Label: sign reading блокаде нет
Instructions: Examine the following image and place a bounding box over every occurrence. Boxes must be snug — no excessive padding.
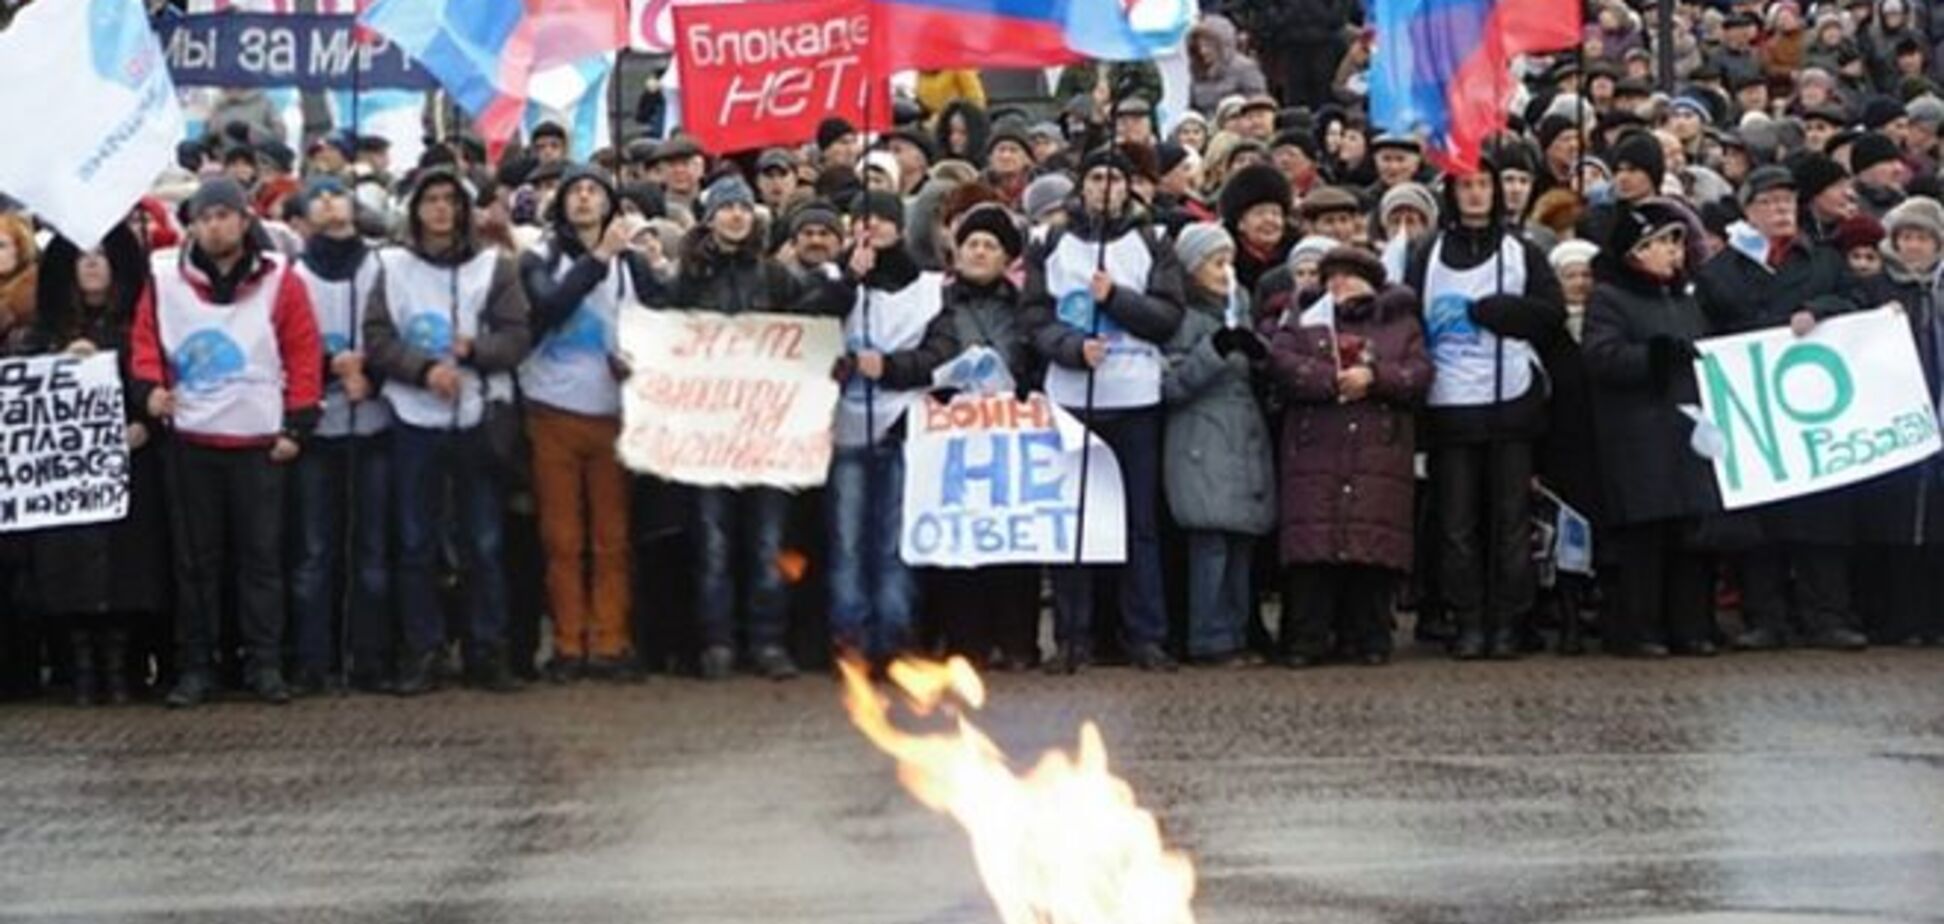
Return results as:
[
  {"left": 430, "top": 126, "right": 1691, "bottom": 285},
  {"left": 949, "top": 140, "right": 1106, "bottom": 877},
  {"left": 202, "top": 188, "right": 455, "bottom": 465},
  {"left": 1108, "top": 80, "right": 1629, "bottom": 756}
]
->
[
  {"left": 1695, "top": 306, "right": 1942, "bottom": 510},
  {"left": 0, "top": 353, "right": 130, "bottom": 533}
]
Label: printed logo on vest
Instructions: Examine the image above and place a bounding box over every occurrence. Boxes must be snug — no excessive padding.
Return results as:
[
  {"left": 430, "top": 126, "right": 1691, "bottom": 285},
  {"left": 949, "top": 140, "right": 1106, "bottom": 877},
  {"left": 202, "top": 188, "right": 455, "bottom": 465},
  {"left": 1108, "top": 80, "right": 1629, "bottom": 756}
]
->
[
  {"left": 1057, "top": 290, "right": 1126, "bottom": 336},
  {"left": 173, "top": 330, "right": 247, "bottom": 392},
  {"left": 1425, "top": 293, "right": 1479, "bottom": 345},
  {"left": 542, "top": 306, "right": 609, "bottom": 359},
  {"left": 403, "top": 312, "right": 454, "bottom": 356}
]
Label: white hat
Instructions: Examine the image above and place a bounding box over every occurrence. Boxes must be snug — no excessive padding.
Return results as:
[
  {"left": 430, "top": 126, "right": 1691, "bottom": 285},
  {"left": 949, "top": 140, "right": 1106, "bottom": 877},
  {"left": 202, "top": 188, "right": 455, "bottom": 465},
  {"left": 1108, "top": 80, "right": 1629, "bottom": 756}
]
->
[{"left": 1549, "top": 239, "right": 1600, "bottom": 272}]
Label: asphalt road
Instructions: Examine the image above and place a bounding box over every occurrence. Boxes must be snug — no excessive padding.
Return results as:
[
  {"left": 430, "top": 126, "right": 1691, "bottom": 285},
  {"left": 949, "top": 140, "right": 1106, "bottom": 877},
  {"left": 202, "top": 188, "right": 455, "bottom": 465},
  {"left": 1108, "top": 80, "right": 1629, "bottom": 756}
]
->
[{"left": 4, "top": 648, "right": 1944, "bottom": 924}]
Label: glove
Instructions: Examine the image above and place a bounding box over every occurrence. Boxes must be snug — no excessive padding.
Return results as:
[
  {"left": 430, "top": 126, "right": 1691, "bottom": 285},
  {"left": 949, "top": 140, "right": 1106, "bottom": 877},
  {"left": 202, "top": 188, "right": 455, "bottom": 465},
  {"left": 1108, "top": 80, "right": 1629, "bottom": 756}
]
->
[
  {"left": 1646, "top": 335, "right": 1697, "bottom": 392},
  {"left": 1210, "top": 327, "right": 1248, "bottom": 357},
  {"left": 1234, "top": 328, "right": 1270, "bottom": 362},
  {"left": 831, "top": 355, "right": 856, "bottom": 384},
  {"left": 1467, "top": 294, "right": 1528, "bottom": 335}
]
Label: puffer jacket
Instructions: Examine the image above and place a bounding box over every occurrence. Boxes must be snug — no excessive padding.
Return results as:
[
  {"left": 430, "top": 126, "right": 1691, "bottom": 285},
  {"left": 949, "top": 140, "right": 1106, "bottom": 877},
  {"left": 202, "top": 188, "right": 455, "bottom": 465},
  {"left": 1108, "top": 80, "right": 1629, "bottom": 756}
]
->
[
  {"left": 1188, "top": 15, "right": 1270, "bottom": 116},
  {"left": 1160, "top": 286, "right": 1276, "bottom": 535}
]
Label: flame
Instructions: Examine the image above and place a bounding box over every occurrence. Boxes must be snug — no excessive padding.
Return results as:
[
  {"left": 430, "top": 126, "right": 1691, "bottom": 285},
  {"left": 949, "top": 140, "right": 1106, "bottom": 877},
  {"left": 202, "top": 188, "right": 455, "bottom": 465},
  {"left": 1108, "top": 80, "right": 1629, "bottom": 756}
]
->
[{"left": 839, "top": 656, "right": 1198, "bottom": 924}]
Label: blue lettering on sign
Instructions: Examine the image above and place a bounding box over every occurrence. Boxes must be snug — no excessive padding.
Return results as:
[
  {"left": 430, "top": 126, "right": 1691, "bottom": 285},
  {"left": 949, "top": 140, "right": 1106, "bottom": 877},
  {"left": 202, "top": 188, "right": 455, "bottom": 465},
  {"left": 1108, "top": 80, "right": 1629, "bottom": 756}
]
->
[
  {"left": 942, "top": 434, "right": 1011, "bottom": 507},
  {"left": 907, "top": 507, "right": 1080, "bottom": 557},
  {"left": 1018, "top": 431, "right": 1064, "bottom": 503}
]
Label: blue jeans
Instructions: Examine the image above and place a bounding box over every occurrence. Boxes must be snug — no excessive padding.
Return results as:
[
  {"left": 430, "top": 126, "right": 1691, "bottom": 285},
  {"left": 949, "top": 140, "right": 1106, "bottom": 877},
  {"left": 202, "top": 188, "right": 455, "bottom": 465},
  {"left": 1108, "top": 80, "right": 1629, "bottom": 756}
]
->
[
  {"left": 290, "top": 434, "right": 393, "bottom": 674},
  {"left": 1052, "top": 409, "right": 1167, "bottom": 653},
  {"left": 826, "top": 443, "right": 915, "bottom": 658},
  {"left": 1186, "top": 530, "right": 1254, "bottom": 658},
  {"left": 694, "top": 486, "right": 790, "bottom": 652},
  {"left": 393, "top": 425, "right": 508, "bottom": 659}
]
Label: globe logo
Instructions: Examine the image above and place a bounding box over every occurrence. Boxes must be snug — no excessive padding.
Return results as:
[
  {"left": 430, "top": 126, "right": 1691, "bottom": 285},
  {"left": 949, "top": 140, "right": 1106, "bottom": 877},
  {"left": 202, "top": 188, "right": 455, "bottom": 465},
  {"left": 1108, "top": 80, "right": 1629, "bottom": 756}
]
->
[
  {"left": 89, "top": 0, "right": 153, "bottom": 90},
  {"left": 172, "top": 330, "right": 247, "bottom": 393},
  {"left": 1057, "top": 290, "right": 1095, "bottom": 331},
  {"left": 322, "top": 332, "right": 352, "bottom": 355},
  {"left": 542, "top": 307, "right": 608, "bottom": 360},
  {"left": 1425, "top": 294, "right": 1477, "bottom": 342},
  {"left": 403, "top": 312, "right": 454, "bottom": 356}
]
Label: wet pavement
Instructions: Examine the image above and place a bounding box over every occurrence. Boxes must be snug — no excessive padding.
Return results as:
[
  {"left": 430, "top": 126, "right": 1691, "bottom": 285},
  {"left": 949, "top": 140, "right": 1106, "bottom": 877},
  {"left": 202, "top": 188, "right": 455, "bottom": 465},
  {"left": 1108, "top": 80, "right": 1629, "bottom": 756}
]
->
[{"left": 4, "top": 648, "right": 1944, "bottom": 924}]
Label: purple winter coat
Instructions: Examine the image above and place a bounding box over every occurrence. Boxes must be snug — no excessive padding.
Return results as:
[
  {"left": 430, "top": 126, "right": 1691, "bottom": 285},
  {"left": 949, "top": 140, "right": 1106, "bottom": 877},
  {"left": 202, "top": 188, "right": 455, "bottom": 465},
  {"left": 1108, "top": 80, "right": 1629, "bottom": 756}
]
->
[{"left": 1268, "top": 285, "right": 1433, "bottom": 570}]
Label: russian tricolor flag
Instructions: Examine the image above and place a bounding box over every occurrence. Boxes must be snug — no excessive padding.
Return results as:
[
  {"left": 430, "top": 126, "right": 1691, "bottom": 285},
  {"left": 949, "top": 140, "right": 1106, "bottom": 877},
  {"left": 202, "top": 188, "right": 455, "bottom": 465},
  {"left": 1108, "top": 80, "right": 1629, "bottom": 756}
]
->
[
  {"left": 1369, "top": 0, "right": 1581, "bottom": 172},
  {"left": 358, "top": 0, "right": 627, "bottom": 143},
  {"left": 872, "top": 0, "right": 1191, "bottom": 72}
]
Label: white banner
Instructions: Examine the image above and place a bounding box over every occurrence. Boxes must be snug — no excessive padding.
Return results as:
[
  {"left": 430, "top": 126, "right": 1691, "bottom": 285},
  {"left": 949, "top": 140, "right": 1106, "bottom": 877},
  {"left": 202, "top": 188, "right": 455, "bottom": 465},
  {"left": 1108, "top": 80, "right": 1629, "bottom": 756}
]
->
[
  {"left": 901, "top": 393, "right": 1126, "bottom": 568},
  {"left": 0, "top": 353, "right": 131, "bottom": 534},
  {"left": 1694, "top": 306, "right": 1943, "bottom": 510},
  {"left": 617, "top": 309, "right": 843, "bottom": 489},
  {"left": 0, "top": 0, "right": 184, "bottom": 249}
]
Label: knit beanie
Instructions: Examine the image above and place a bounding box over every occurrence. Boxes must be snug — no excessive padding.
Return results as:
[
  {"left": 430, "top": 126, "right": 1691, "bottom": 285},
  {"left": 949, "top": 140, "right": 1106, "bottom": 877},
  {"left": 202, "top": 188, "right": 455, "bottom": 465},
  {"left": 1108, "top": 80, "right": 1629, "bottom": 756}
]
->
[
  {"left": 1022, "top": 173, "right": 1074, "bottom": 221},
  {"left": 1172, "top": 222, "right": 1235, "bottom": 274},
  {"left": 1379, "top": 182, "right": 1440, "bottom": 228},
  {"left": 701, "top": 175, "right": 755, "bottom": 223}
]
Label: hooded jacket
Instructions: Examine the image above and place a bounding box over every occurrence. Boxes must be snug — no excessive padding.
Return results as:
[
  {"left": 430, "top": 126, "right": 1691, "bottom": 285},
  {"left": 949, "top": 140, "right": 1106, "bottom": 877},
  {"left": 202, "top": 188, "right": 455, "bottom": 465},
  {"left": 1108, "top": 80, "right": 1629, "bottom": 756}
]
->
[
  {"left": 129, "top": 222, "right": 325, "bottom": 446},
  {"left": 932, "top": 101, "right": 992, "bottom": 168},
  {"left": 1024, "top": 202, "right": 1187, "bottom": 401},
  {"left": 519, "top": 165, "right": 657, "bottom": 340},
  {"left": 362, "top": 168, "right": 532, "bottom": 407},
  {"left": 1188, "top": 16, "right": 1269, "bottom": 116}
]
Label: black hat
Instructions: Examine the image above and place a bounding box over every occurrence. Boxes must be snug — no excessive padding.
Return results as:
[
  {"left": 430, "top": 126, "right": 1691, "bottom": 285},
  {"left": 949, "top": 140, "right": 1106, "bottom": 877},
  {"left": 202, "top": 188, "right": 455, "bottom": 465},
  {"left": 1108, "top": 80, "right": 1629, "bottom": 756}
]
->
[
  {"left": 756, "top": 148, "right": 798, "bottom": 174},
  {"left": 1604, "top": 200, "right": 1689, "bottom": 263},
  {"left": 532, "top": 121, "right": 568, "bottom": 143},
  {"left": 650, "top": 136, "right": 704, "bottom": 164},
  {"left": 1218, "top": 164, "right": 1292, "bottom": 227},
  {"left": 623, "top": 138, "right": 660, "bottom": 165},
  {"left": 986, "top": 123, "right": 1032, "bottom": 158},
  {"left": 1156, "top": 141, "right": 1191, "bottom": 176},
  {"left": 1851, "top": 131, "right": 1904, "bottom": 175},
  {"left": 859, "top": 189, "right": 905, "bottom": 230},
  {"left": 223, "top": 145, "right": 258, "bottom": 166},
  {"left": 954, "top": 202, "right": 1024, "bottom": 259},
  {"left": 254, "top": 140, "right": 293, "bottom": 172},
  {"left": 1078, "top": 146, "right": 1135, "bottom": 179},
  {"left": 1786, "top": 150, "right": 1849, "bottom": 199},
  {"left": 1317, "top": 246, "right": 1386, "bottom": 290},
  {"left": 1610, "top": 130, "right": 1667, "bottom": 189},
  {"left": 1536, "top": 114, "right": 1578, "bottom": 150},
  {"left": 817, "top": 117, "right": 857, "bottom": 150},
  {"left": 892, "top": 98, "right": 925, "bottom": 126},
  {"left": 1800, "top": 104, "right": 1850, "bottom": 127},
  {"left": 1862, "top": 95, "right": 1908, "bottom": 129},
  {"left": 884, "top": 127, "right": 936, "bottom": 162},
  {"left": 1730, "top": 70, "right": 1768, "bottom": 91},
  {"left": 1270, "top": 128, "right": 1321, "bottom": 162},
  {"left": 616, "top": 182, "right": 666, "bottom": 221},
  {"left": 1742, "top": 164, "right": 1798, "bottom": 204},
  {"left": 188, "top": 177, "right": 250, "bottom": 217},
  {"left": 1614, "top": 76, "right": 1654, "bottom": 97}
]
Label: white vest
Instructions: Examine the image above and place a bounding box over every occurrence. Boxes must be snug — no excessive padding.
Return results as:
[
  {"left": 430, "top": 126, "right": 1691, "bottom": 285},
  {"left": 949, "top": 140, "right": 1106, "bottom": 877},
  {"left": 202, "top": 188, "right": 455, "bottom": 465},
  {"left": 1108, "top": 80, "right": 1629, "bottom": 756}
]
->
[
  {"left": 295, "top": 255, "right": 392, "bottom": 438},
  {"left": 376, "top": 248, "right": 503, "bottom": 430},
  {"left": 837, "top": 272, "right": 944, "bottom": 447},
  {"left": 1043, "top": 230, "right": 1163, "bottom": 410},
  {"left": 518, "top": 245, "right": 631, "bottom": 418},
  {"left": 151, "top": 250, "right": 287, "bottom": 440},
  {"left": 1422, "top": 235, "right": 1538, "bottom": 408}
]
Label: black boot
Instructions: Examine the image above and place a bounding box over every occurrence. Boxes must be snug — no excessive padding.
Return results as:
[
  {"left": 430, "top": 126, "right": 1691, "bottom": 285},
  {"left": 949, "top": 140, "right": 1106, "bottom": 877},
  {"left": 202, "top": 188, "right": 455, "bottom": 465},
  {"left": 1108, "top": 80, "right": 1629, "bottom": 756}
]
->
[
  {"left": 100, "top": 629, "right": 131, "bottom": 706},
  {"left": 1487, "top": 624, "right": 1526, "bottom": 661},
  {"left": 393, "top": 651, "right": 439, "bottom": 697},
  {"left": 1450, "top": 612, "right": 1488, "bottom": 661},
  {"left": 474, "top": 648, "right": 523, "bottom": 694},
  {"left": 69, "top": 630, "right": 98, "bottom": 707}
]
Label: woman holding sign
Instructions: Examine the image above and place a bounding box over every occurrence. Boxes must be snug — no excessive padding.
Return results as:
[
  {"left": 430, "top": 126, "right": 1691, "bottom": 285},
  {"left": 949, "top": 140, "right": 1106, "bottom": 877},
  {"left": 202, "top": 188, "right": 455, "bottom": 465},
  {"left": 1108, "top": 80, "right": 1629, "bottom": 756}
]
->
[
  {"left": 25, "top": 227, "right": 167, "bottom": 706},
  {"left": 1582, "top": 200, "right": 1723, "bottom": 658}
]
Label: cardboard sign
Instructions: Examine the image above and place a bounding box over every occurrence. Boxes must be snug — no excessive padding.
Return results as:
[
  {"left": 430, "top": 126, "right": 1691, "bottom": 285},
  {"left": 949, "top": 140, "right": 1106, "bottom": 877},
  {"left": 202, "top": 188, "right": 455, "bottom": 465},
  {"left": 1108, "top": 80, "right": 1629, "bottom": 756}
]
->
[
  {"left": 672, "top": 0, "right": 890, "bottom": 153},
  {"left": 618, "top": 309, "right": 843, "bottom": 489},
  {"left": 901, "top": 393, "right": 1126, "bottom": 567},
  {"left": 1693, "top": 306, "right": 1943, "bottom": 510},
  {"left": 0, "top": 353, "right": 131, "bottom": 533}
]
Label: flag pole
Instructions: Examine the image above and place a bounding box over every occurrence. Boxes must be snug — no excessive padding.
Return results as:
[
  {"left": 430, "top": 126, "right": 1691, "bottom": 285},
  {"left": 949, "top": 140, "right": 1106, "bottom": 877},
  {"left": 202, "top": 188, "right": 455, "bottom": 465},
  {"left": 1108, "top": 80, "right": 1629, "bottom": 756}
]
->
[{"left": 340, "top": 13, "right": 367, "bottom": 694}]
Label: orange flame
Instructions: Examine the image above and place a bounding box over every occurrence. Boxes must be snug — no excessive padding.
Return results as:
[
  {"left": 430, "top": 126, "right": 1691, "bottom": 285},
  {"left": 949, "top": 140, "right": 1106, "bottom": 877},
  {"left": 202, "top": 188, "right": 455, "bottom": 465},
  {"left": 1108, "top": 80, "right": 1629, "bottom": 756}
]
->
[{"left": 839, "top": 656, "right": 1198, "bottom": 924}]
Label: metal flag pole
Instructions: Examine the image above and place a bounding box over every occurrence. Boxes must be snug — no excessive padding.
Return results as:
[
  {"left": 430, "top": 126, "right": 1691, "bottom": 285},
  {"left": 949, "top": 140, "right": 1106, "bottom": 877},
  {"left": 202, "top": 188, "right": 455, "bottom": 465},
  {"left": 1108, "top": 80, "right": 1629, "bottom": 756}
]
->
[{"left": 338, "top": 18, "right": 367, "bottom": 694}]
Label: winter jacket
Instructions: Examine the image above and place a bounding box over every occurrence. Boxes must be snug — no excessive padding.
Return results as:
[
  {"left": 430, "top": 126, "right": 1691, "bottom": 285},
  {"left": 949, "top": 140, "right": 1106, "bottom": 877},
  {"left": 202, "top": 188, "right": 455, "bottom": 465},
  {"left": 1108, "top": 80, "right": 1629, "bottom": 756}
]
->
[
  {"left": 943, "top": 275, "right": 1041, "bottom": 392},
  {"left": 651, "top": 225, "right": 836, "bottom": 317},
  {"left": 1580, "top": 267, "right": 1721, "bottom": 527},
  {"left": 1849, "top": 254, "right": 1944, "bottom": 544},
  {"left": 1023, "top": 207, "right": 1186, "bottom": 388},
  {"left": 915, "top": 70, "right": 987, "bottom": 117},
  {"left": 24, "top": 229, "right": 168, "bottom": 616},
  {"left": 1160, "top": 287, "right": 1276, "bottom": 535},
  {"left": 1188, "top": 16, "right": 1270, "bottom": 116},
  {"left": 1234, "top": 0, "right": 1358, "bottom": 47},
  {"left": 1267, "top": 284, "right": 1432, "bottom": 569}
]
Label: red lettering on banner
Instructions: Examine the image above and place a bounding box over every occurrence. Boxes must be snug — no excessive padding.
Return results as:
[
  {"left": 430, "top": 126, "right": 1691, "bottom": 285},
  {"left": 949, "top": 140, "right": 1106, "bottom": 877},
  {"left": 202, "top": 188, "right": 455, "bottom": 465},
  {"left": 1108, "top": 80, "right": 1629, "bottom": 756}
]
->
[{"left": 673, "top": 0, "right": 890, "bottom": 154}]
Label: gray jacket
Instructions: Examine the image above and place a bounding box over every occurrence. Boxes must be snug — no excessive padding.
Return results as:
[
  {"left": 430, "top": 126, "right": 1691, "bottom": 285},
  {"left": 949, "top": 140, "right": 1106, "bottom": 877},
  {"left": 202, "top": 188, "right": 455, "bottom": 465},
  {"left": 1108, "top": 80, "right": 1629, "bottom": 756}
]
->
[{"left": 1160, "top": 291, "right": 1276, "bottom": 535}]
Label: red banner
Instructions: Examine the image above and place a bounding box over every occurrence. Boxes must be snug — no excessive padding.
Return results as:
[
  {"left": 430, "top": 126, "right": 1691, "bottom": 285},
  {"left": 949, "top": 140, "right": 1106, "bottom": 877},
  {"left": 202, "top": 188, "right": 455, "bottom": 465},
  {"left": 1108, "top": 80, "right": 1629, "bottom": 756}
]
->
[{"left": 673, "top": 0, "right": 891, "bottom": 154}]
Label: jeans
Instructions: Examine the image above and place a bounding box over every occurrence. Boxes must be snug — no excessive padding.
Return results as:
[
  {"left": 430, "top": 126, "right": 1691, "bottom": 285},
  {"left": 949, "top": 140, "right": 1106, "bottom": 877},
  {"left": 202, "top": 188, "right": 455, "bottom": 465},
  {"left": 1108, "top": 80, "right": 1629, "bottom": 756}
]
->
[
  {"left": 826, "top": 443, "right": 914, "bottom": 658},
  {"left": 393, "top": 425, "right": 509, "bottom": 659},
  {"left": 694, "top": 486, "right": 791, "bottom": 652},
  {"left": 290, "top": 434, "right": 393, "bottom": 675},
  {"left": 528, "top": 407, "right": 633, "bottom": 660},
  {"left": 1052, "top": 409, "right": 1167, "bottom": 654},
  {"left": 1432, "top": 441, "right": 1536, "bottom": 631},
  {"left": 1185, "top": 531, "right": 1254, "bottom": 659},
  {"left": 167, "top": 442, "right": 287, "bottom": 674}
]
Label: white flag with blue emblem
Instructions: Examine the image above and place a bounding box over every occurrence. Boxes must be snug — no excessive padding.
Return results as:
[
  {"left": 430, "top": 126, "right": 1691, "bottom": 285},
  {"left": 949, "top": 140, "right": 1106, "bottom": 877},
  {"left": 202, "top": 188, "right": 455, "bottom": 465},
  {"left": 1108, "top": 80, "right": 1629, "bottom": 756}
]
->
[{"left": 0, "top": 0, "right": 184, "bottom": 248}]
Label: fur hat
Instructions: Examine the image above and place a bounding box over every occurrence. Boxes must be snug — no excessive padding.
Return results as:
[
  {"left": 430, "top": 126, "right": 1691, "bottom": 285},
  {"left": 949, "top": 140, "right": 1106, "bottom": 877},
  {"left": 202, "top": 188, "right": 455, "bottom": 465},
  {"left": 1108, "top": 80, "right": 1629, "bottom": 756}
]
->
[
  {"left": 1317, "top": 245, "right": 1386, "bottom": 290},
  {"left": 1850, "top": 131, "right": 1904, "bottom": 176},
  {"left": 1786, "top": 151, "right": 1850, "bottom": 200},
  {"left": 1884, "top": 196, "right": 1944, "bottom": 243},
  {"left": 1218, "top": 164, "right": 1292, "bottom": 227},
  {"left": 954, "top": 202, "right": 1023, "bottom": 259}
]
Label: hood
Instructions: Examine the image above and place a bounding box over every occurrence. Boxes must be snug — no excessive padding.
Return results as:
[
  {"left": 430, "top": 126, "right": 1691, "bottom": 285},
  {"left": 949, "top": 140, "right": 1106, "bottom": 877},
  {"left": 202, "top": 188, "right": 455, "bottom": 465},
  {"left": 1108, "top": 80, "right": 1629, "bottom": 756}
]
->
[
  {"left": 1437, "top": 163, "right": 1509, "bottom": 236},
  {"left": 545, "top": 164, "right": 619, "bottom": 259},
  {"left": 934, "top": 101, "right": 992, "bottom": 165},
  {"left": 1190, "top": 15, "right": 1241, "bottom": 71},
  {"left": 402, "top": 168, "right": 478, "bottom": 265},
  {"left": 34, "top": 225, "right": 147, "bottom": 333}
]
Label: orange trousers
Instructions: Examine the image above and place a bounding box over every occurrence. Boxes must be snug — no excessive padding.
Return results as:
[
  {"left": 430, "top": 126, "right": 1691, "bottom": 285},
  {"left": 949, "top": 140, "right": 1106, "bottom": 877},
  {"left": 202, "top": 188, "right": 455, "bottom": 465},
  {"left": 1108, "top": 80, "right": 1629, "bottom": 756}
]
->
[{"left": 527, "top": 406, "right": 633, "bottom": 660}]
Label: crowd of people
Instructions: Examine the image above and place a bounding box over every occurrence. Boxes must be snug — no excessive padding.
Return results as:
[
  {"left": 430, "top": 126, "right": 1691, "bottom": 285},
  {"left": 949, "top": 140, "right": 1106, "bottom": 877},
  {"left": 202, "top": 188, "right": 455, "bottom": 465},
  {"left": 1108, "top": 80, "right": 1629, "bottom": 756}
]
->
[{"left": 3, "top": 0, "right": 1944, "bottom": 709}]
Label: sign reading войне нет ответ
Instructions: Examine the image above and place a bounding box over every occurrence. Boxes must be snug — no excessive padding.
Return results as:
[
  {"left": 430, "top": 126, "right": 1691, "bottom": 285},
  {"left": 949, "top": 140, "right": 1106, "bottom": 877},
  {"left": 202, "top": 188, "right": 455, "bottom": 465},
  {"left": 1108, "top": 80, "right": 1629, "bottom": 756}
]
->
[{"left": 1694, "top": 305, "right": 1943, "bottom": 510}]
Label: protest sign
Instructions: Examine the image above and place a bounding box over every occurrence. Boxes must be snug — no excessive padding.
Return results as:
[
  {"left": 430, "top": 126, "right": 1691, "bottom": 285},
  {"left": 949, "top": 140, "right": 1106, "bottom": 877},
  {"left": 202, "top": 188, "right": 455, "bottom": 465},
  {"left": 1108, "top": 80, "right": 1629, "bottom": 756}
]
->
[
  {"left": 0, "top": 0, "right": 184, "bottom": 248},
  {"left": 1693, "top": 305, "right": 1942, "bottom": 510},
  {"left": 673, "top": 0, "right": 890, "bottom": 153},
  {"left": 618, "top": 309, "right": 844, "bottom": 489},
  {"left": 901, "top": 393, "right": 1126, "bottom": 568},
  {"left": 157, "top": 13, "right": 436, "bottom": 91},
  {"left": 0, "top": 353, "right": 130, "bottom": 533}
]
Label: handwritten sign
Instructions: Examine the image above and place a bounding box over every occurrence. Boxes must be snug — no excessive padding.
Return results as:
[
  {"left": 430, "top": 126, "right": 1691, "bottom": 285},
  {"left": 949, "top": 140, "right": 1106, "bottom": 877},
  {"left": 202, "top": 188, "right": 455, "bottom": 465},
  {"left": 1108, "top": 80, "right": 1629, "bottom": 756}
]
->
[
  {"left": 1694, "top": 306, "right": 1943, "bottom": 510},
  {"left": 0, "top": 353, "right": 130, "bottom": 533},
  {"left": 618, "top": 309, "right": 843, "bottom": 488},
  {"left": 901, "top": 393, "right": 1126, "bottom": 567}
]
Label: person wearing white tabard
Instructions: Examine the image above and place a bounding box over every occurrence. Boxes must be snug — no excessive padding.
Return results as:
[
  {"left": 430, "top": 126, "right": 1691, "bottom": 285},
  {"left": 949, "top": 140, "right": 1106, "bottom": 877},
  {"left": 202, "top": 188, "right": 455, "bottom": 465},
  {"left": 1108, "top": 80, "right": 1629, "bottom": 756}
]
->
[
  {"left": 828, "top": 192, "right": 958, "bottom": 664},
  {"left": 1401, "top": 165, "right": 1566, "bottom": 662},
  {"left": 288, "top": 177, "right": 395, "bottom": 695},
  {"left": 363, "top": 169, "right": 533, "bottom": 696},
  {"left": 517, "top": 166, "right": 657, "bottom": 682},
  {"left": 1024, "top": 148, "right": 1187, "bottom": 672}
]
